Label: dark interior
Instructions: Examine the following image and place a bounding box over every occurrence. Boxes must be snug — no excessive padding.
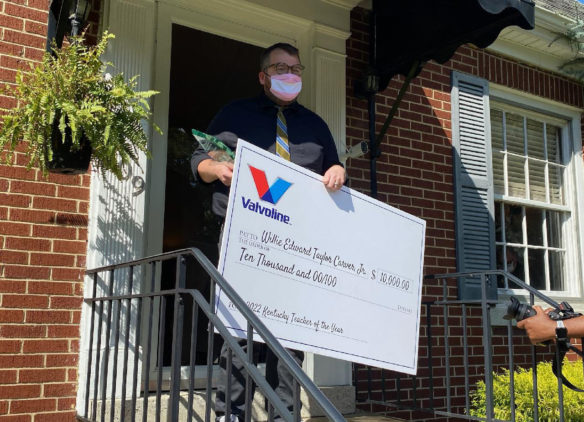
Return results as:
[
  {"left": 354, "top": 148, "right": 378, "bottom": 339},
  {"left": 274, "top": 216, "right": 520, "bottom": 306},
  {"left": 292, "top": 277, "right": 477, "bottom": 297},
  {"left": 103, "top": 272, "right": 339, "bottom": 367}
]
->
[{"left": 162, "top": 25, "right": 263, "bottom": 366}]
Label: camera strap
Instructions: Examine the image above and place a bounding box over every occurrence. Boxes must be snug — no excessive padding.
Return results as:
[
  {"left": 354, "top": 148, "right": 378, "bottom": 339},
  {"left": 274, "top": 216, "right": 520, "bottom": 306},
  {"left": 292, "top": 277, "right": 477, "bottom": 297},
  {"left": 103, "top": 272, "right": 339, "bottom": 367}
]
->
[{"left": 552, "top": 335, "right": 584, "bottom": 393}]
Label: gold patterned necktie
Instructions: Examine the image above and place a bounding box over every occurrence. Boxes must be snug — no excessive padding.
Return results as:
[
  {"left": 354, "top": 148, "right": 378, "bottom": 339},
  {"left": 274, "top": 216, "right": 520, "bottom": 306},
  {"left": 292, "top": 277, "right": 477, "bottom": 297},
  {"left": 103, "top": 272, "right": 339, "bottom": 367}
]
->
[{"left": 275, "top": 107, "right": 291, "bottom": 161}]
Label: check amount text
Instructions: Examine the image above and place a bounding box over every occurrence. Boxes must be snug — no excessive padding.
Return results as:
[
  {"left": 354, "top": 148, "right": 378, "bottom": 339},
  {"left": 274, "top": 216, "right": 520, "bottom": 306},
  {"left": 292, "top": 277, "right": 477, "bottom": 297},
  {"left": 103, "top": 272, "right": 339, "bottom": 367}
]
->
[
  {"left": 371, "top": 270, "right": 411, "bottom": 292},
  {"left": 239, "top": 247, "right": 338, "bottom": 288}
]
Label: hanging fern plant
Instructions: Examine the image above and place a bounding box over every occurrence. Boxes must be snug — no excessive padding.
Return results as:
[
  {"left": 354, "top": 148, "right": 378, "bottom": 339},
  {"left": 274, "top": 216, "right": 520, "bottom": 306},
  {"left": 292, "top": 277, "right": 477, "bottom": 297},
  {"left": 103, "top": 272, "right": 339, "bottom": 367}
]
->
[{"left": 0, "top": 31, "right": 160, "bottom": 179}]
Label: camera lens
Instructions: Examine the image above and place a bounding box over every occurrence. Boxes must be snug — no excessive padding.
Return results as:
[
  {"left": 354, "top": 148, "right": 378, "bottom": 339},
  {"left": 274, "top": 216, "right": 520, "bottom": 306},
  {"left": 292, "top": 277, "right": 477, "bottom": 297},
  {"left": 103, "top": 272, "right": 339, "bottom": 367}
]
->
[
  {"left": 503, "top": 297, "right": 536, "bottom": 321},
  {"left": 515, "top": 303, "right": 536, "bottom": 321}
]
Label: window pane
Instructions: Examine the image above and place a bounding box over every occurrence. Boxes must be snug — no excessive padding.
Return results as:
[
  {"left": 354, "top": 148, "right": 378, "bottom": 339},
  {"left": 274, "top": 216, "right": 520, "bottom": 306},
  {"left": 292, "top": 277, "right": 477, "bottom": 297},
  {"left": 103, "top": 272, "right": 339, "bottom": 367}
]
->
[
  {"left": 526, "top": 118, "right": 545, "bottom": 160},
  {"left": 496, "top": 244, "right": 506, "bottom": 288},
  {"left": 549, "top": 163, "right": 564, "bottom": 205},
  {"left": 493, "top": 151, "right": 505, "bottom": 196},
  {"left": 491, "top": 109, "right": 504, "bottom": 150},
  {"left": 546, "top": 210, "right": 563, "bottom": 249},
  {"left": 507, "top": 246, "right": 525, "bottom": 282},
  {"left": 528, "top": 249, "right": 545, "bottom": 289},
  {"left": 549, "top": 250, "right": 565, "bottom": 291},
  {"left": 507, "top": 155, "right": 526, "bottom": 198},
  {"left": 546, "top": 125, "right": 562, "bottom": 164},
  {"left": 495, "top": 202, "right": 503, "bottom": 242},
  {"left": 526, "top": 207, "right": 543, "bottom": 246},
  {"left": 506, "top": 113, "right": 525, "bottom": 155},
  {"left": 491, "top": 110, "right": 505, "bottom": 196},
  {"left": 504, "top": 204, "right": 523, "bottom": 244},
  {"left": 528, "top": 159, "right": 546, "bottom": 202}
]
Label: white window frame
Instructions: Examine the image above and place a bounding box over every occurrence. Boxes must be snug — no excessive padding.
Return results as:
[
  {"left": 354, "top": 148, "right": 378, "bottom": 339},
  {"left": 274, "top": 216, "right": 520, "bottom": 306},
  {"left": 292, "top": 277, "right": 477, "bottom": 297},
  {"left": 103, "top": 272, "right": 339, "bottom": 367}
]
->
[{"left": 490, "top": 84, "right": 584, "bottom": 301}]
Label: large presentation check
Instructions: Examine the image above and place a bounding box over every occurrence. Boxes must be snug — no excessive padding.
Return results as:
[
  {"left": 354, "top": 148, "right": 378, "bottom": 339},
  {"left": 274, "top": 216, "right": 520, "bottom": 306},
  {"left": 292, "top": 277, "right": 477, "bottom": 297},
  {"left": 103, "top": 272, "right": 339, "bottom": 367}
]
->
[{"left": 217, "top": 140, "right": 426, "bottom": 374}]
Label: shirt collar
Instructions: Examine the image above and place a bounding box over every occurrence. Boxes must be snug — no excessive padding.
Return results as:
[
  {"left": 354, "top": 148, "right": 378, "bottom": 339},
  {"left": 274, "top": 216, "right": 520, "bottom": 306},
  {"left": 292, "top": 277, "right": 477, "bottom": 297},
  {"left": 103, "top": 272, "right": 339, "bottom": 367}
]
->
[{"left": 257, "top": 91, "right": 300, "bottom": 111}]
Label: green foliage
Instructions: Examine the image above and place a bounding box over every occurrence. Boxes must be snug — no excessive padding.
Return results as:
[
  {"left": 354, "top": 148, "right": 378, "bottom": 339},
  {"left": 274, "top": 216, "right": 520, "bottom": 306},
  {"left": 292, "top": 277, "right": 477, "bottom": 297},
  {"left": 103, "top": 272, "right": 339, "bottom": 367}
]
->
[
  {"left": 565, "top": 19, "right": 584, "bottom": 51},
  {"left": 556, "top": 16, "right": 584, "bottom": 81},
  {"left": 470, "top": 360, "right": 584, "bottom": 421},
  {"left": 0, "top": 31, "right": 160, "bottom": 179}
]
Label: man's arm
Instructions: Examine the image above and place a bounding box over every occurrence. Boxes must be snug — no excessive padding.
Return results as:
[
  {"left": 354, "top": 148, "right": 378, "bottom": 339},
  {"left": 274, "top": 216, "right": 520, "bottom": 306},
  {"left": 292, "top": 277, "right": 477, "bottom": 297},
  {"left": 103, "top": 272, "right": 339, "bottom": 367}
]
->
[
  {"left": 197, "top": 158, "right": 234, "bottom": 186},
  {"left": 517, "top": 306, "right": 584, "bottom": 344}
]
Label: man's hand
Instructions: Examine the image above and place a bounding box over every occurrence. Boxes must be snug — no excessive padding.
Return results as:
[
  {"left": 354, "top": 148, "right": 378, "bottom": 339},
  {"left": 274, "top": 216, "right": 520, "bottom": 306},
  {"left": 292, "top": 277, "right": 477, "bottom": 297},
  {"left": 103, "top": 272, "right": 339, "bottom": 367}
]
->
[
  {"left": 197, "top": 158, "right": 234, "bottom": 186},
  {"left": 322, "top": 164, "right": 345, "bottom": 192},
  {"left": 516, "top": 306, "right": 556, "bottom": 344}
]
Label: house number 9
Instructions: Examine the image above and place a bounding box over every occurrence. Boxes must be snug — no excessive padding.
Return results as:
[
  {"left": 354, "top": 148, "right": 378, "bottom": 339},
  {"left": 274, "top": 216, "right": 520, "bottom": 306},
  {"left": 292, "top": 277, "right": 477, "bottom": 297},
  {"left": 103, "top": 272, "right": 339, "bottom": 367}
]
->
[{"left": 132, "top": 176, "right": 145, "bottom": 196}]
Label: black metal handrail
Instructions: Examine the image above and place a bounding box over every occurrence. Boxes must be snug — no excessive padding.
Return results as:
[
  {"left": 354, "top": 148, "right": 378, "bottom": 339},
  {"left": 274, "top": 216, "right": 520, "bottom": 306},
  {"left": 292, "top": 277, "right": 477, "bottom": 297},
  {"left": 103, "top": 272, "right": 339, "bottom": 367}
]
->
[
  {"left": 77, "top": 247, "right": 346, "bottom": 422},
  {"left": 354, "top": 269, "right": 582, "bottom": 422}
]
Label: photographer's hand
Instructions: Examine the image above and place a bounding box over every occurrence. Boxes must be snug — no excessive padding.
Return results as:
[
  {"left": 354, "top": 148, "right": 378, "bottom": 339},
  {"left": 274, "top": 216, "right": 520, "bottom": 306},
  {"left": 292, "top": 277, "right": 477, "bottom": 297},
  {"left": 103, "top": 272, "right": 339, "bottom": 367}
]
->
[{"left": 516, "top": 306, "right": 556, "bottom": 344}]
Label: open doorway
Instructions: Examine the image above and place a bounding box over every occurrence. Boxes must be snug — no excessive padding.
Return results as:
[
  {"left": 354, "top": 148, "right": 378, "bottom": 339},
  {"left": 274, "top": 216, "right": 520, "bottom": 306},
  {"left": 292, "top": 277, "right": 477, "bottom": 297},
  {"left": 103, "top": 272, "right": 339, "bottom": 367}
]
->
[{"left": 161, "top": 25, "right": 263, "bottom": 367}]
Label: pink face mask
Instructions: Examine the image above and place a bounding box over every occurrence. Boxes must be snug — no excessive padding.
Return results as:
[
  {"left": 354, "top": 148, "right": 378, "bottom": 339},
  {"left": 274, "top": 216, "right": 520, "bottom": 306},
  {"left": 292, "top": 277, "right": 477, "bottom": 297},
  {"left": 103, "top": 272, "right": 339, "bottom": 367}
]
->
[{"left": 269, "top": 73, "right": 302, "bottom": 102}]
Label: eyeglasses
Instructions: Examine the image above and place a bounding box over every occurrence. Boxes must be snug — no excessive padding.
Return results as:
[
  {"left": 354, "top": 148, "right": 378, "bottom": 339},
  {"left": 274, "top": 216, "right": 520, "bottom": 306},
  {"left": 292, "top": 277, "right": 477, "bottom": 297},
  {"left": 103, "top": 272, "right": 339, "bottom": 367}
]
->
[{"left": 264, "top": 62, "right": 305, "bottom": 76}]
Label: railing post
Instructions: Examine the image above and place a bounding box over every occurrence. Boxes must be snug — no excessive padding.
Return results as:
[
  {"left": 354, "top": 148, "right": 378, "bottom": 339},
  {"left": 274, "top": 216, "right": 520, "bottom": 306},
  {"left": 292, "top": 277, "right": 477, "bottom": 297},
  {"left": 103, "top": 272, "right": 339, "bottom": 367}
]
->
[
  {"left": 169, "top": 256, "right": 186, "bottom": 422},
  {"left": 100, "top": 269, "right": 116, "bottom": 422},
  {"left": 480, "top": 274, "right": 494, "bottom": 422},
  {"left": 226, "top": 347, "right": 233, "bottom": 422},
  {"left": 442, "top": 278, "right": 451, "bottom": 413},
  {"left": 461, "top": 304, "right": 470, "bottom": 415},
  {"left": 245, "top": 321, "right": 253, "bottom": 422},
  {"left": 529, "top": 292, "right": 539, "bottom": 422},
  {"left": 92, "top": 276, "right": 105, "bottom": 421},
  {"left": 187, "top": 302, "right": 199, "bottom": 422},
  {"left": 205, "top": 277, "right": 216, "bottom": 422},
  {"left": 155, "top": 296, "right": 167, "bottom": 422},
  {"left": 120, "top": 265, "right": 135, "bottom": 421},
  {"left": 130, "top": 264, "right": 143, "bottom": 422},
  {"left": 555, "top": 344, "right": 565, "bottom": 422},
  {"left": 507, "top": 320, "right": 516, "bottom": 422},
  {"left": 142, "top": 262, "right": 157, "bottom": 422},
  {"left": 169, "top": 296, "right": 184, "bottom": 422},
  {"left": 425, "top": 302, "right": 434, "bottom": 410},
  {"left": 110, "top": 271, "right": 124, "bottom": 422},
  {"left": 84, "top": 272, "right": 98, "bottom": 418},
  {"left": 366, "top": 366, "right": 372, "bottom": 403}
]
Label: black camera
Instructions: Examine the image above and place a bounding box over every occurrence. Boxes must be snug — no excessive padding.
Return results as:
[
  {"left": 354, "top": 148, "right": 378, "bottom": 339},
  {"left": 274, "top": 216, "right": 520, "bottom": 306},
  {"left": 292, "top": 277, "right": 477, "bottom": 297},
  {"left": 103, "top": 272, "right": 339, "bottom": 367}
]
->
[
  {"left": 503, "top": 296, "right": 537, "bottom": 321},
  {"left": 503, "top": 296, "right": 580, "bottom": 322}
]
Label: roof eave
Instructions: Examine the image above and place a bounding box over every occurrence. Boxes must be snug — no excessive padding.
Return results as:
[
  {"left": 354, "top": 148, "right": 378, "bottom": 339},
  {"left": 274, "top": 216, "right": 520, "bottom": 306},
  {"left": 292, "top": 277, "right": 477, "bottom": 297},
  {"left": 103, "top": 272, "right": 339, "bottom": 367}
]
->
[{"left": 487, "top": 4, "right": 583, "bottom": 81}]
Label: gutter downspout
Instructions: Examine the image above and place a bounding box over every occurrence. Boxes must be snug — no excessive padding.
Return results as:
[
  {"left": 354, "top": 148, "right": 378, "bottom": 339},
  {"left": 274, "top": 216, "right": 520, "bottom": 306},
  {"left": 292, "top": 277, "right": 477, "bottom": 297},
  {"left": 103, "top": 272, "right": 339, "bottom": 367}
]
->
[
  {"left": 368, "top": 4, "right": 379, "bottom": 199},
  {"left": 368, "top": 92, "right": 378, "bottom": 198}
]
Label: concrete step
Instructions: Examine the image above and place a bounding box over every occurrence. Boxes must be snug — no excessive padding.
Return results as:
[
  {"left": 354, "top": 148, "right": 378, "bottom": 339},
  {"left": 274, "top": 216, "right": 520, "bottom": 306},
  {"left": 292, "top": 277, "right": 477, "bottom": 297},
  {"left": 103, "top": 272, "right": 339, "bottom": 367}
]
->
[
  {"left": 85, "top": 385, "right": 357, "bottom": 421},
  {"left": 307, "top": 412, "right": 405, "bottom": 422}
]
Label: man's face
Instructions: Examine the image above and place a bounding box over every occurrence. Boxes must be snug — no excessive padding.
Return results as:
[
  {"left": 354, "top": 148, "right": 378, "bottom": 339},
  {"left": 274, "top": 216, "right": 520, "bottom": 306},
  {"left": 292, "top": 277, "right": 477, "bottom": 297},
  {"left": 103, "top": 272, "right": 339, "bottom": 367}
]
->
[{"left": 259, "top": 48, "right": 302, "bottom": 105}]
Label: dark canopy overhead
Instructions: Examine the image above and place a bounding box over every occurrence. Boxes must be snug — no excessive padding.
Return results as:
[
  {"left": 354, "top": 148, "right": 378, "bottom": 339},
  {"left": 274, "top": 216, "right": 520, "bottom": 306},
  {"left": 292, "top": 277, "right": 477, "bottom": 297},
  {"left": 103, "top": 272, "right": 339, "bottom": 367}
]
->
[{"left": 372, "top": 0, "right": 535, "bottom": 90}]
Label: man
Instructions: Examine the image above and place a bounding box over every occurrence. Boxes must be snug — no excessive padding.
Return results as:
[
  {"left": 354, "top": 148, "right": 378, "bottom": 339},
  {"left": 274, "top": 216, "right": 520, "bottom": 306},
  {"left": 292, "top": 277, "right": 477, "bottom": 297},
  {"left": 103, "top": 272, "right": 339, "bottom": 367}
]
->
[
  {"left": 518, "top": 306, "right": 584, "bottom": 344},
  {"left": 191, "top": 42, "right": 345, "bottom": 421}
]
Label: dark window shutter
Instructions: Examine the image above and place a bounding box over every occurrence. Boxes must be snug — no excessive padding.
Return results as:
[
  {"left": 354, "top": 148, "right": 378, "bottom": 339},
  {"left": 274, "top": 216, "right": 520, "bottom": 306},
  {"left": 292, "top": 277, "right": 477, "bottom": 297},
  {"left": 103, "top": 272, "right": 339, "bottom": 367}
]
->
[{"left": 451, "top": 71, "right": 497, "bottom": 300}]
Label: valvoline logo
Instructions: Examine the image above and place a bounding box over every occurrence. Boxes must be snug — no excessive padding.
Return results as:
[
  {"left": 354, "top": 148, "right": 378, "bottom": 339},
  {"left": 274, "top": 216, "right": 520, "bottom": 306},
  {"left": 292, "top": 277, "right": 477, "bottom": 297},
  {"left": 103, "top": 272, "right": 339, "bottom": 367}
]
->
[
  {"left": 241, "top": 165, "right": 292, "bottom": 224},
  {"left": 248, "top": 165, "right": 292, "bottom": 204}
]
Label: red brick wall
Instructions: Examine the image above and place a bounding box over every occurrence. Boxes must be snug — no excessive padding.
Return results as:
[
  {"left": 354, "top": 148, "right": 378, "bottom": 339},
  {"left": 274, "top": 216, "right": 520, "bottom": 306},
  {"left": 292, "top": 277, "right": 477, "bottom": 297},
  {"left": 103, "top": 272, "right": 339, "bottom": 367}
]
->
[
  {"left": 347, "top": 7, "right": 584, "bottom": 420},
  {"left": 0, "top": 0, "right": 100, "bottom": 419}
]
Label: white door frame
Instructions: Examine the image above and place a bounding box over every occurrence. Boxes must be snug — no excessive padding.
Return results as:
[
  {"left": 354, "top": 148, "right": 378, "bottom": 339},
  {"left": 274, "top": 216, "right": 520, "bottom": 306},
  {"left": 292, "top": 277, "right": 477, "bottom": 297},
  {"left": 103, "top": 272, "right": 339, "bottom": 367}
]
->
[{"left": 146, "top": 0, "right": 353, "bottom": 386}]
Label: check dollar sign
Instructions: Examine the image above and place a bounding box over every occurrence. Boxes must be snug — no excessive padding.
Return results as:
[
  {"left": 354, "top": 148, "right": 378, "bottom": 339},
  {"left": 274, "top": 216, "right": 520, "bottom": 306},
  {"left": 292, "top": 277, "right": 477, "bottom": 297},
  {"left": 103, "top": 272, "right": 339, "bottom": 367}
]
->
[{"left": 371, "top": 270, "right": 376, "bottom": 280}]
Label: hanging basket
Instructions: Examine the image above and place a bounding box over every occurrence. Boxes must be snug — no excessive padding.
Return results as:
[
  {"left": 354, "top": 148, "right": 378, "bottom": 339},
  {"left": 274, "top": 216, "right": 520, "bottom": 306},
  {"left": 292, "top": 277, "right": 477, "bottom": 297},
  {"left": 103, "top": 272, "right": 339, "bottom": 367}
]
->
[{"left": 46, "top": 114, "right": 92, "bottom": 175}]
